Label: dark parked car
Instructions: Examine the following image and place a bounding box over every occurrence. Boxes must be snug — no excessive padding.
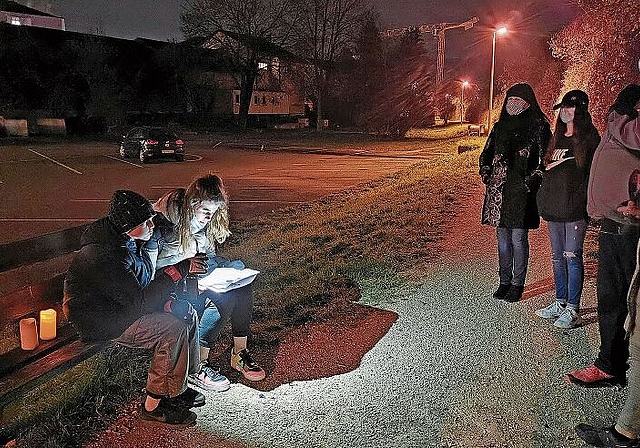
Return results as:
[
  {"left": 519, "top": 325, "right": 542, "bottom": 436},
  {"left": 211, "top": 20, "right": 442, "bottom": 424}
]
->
[{"left": 119, "top": 127, "right": 185, "bottom": 163}]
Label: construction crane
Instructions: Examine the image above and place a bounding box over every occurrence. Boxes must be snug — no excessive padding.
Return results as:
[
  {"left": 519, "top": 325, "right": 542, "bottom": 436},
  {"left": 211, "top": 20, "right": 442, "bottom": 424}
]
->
[{"left": 382, "top": 16, "right": 479, "bottom": 86}]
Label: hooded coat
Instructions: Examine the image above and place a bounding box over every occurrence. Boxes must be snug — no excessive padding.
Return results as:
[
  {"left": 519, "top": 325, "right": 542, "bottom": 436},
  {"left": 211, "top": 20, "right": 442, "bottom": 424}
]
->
[
  {"left": 479, "top": 84, "right": 551, "bottom": 229},
  {"left": 63, "top": 217, "right": 174, "bottom": 341}
]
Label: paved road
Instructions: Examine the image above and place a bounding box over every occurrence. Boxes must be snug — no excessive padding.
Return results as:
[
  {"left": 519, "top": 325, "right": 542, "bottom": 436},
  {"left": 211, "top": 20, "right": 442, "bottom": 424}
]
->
[{"left": 0, "top": 137, "right": 427, "bottom": 243}]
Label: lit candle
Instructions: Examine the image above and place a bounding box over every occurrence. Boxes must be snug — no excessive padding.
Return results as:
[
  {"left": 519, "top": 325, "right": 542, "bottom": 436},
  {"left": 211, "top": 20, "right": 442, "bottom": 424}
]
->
[
  {"left": 20, "top": 317, "right": 39, "bottom": 350},
  {"left": 39, "top": 309, "right": 57, "bottom": 340}
]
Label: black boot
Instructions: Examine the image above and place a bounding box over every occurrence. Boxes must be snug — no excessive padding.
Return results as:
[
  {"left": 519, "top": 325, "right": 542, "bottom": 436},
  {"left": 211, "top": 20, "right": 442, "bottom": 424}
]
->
[
  {"left": 504, "top": 285, "right": 524, "bottom": 302},
  {"left": 492, "top": 284, "right": 511, "bottom": 300}
]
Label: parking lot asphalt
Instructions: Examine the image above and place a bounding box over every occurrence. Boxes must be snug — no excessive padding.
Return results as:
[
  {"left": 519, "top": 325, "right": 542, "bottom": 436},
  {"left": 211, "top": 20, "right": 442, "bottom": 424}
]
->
[{"left": 0, "top": 136, "right": 421, "bottom": 242}]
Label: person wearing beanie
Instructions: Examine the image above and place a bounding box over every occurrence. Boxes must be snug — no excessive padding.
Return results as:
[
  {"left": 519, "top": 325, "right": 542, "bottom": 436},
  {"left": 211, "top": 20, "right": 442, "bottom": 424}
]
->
[
  {"left": 145, "top": 174, "right": 266, "bottom": 390},
  {"left": 479, "top": 83, "right": 551, "bottom": 303},
  {"left": 63, "top": 189, "right": 208, "bottom": 427},
  {"left": 574, "top": 84, "right": 640, "bottom": 447},
  {"left": 534, "top": 90, "right": 601, "bottom": 329}
]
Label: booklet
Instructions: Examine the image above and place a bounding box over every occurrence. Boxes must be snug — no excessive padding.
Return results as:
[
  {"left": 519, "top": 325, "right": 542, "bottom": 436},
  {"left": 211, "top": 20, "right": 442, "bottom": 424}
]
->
[{"left": 197, "top": 267, "right": 260, "bottom": 293}]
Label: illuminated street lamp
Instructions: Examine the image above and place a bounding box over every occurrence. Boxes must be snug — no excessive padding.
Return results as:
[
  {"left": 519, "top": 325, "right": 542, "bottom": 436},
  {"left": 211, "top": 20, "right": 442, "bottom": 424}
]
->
[
  {"left": 460, "top": 80, "right": 469, "bottom": 123},
  {"left": 487, "top": 26, "right": 507, "bottom": 130}
]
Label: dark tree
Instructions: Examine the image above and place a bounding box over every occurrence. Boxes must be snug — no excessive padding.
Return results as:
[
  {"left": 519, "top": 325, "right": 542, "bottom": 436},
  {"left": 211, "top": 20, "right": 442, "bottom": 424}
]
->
[{"left": 181, "top": 0, "right": 300, "bottom": 128}]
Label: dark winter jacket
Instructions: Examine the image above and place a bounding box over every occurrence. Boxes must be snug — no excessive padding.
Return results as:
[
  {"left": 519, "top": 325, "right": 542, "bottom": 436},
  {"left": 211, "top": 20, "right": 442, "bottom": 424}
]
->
[
  {"left": 537, "top": 132, "right": 600, "bottom": 222},
  {"left": 479, "top": 112, "right": 551, "bottom": 229},
  {"left": 63, "top": 217, "right": 174, "bottom": 342}
]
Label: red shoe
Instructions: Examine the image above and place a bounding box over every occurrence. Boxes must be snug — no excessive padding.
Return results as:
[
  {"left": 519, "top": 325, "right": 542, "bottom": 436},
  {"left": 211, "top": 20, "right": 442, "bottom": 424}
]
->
[{"left": 566, "top": 365, "right": 625, "bottom": 388}]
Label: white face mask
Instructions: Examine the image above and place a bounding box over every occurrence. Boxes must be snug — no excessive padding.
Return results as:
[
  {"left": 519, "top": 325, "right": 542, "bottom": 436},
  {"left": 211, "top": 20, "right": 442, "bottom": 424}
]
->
[
  {"left": 505, "top": 97, "right": 530, "bottom": 116},
  {"left": 559, "top": 107, "right": 575, "bottom": 124}
]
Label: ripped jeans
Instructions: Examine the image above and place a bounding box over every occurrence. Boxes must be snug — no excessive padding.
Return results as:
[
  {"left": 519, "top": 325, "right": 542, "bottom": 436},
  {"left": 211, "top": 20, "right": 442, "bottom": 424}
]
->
[{"left": 546, "top": 220, "right": 587, "bottom": 308}]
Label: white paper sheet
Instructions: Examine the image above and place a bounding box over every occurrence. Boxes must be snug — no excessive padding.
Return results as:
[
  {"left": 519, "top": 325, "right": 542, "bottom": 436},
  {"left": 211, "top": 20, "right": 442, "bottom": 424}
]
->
[{"left": 197, "top": 268, "right": 260, "bottom": 293}]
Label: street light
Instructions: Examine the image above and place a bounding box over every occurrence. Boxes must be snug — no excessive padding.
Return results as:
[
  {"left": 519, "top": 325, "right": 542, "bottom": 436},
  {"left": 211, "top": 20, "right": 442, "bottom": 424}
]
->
[
  {"left": 487, "top": 26, "right": 507, "bottom": 130},
  {"left": 460, "top": 80, "right": 469, "bottom": 123}
]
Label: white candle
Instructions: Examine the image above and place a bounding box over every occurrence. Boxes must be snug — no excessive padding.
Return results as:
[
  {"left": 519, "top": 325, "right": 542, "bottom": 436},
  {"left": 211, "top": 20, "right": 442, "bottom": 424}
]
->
[
  {"left": 39, "top": 309, "right": 57, "bottom": 340},
  {"left": 20, "top": 317, "right": 39, "bottom": 350}
]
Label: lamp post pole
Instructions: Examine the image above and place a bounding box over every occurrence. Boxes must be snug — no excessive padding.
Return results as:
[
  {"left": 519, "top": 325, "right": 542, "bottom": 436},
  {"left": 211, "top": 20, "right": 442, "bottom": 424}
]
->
[
  {"left": 487, "top": 27, "right": 506, "bottom": 130},
  {"left": 461, "top": 80, "right": 469, "bottom": 123}
]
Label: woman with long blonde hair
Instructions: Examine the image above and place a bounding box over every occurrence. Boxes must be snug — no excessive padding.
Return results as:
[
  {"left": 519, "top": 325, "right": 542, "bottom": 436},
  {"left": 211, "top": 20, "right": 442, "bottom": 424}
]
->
[{"left": 149, "top": 174, "right": 265, "bottom": 390}]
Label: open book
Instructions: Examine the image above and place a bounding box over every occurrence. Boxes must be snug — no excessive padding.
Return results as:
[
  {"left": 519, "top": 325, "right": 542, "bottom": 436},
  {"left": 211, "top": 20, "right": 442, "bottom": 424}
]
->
[{"left": 197, "top": 268, "right": 260, "bottom": 293}]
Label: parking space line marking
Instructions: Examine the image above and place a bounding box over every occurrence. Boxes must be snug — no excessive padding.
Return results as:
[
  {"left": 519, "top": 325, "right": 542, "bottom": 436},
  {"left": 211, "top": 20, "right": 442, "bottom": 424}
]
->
[
  {"left": 27, "top": 148, "right": 83, "bottom": 174},
  {"left": 104, "top": 155, "right": 145, "bottom": 167}
]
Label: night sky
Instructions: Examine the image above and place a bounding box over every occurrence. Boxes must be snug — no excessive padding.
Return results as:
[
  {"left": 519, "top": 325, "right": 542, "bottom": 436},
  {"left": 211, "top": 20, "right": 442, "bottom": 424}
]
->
[
  {"left": 39, "top": 0, "right": 575, "bottom": 42},
  {"left": 34, "top": 0, "right": 577, "bottom": 89}
]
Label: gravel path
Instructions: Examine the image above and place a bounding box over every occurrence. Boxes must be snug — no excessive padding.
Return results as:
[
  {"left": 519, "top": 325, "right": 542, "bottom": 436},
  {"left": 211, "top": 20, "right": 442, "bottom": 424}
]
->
[{"left": 185, "top": 184, "right": 624, "bottom": 448}]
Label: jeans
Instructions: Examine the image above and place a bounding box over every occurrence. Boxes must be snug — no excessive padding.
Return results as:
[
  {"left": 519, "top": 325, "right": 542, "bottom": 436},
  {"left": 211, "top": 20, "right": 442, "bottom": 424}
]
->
[
  {"left": 594, "top": 228, "right": 639, "bottom": 377},
  {"left": 546, "top": 220, "right": 587, "bottom": 308},
  {"left": 496, "top": 227, "right": 530, "bottom": 286},
  {"left": 195, "top": 284, "right": 254, "bottom": 348}
]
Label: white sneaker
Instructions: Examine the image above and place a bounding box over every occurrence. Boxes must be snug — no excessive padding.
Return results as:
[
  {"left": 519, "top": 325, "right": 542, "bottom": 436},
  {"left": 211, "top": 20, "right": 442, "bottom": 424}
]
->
[
  {"left": 535, "top": 301, "right": 566, "bottom": 319},
  {"left": 188, "top": 362, "right": 231, "bottom": 392},
  {"left": 553, "top": 307, "right": 583, "bottom": 329}
]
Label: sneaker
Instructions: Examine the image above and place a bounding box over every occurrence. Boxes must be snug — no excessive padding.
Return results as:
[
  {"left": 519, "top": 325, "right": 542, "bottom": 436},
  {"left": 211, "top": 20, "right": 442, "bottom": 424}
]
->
[
  {"left": 492, "top": 284, "right": 511, "bottom": 300},
  {"left": 231, "top": 349, "right": 266, "bottom": 381},
  {"left": 166, "top": 387, "right": 205, "bottom": 408},
  {"left": 553, "top": 307, "right": 583, "bottom": 329},
  {"left": 575, "top": 423, "right": 639, "bottom": 447},
  {"left": 504, "top": 285, "right": 524, "bottom": 303},
  {"left": 140, "top": 400, "right": 197, "bottom": 428},
  {"left": 188, "top": 362, "right": 231, "bottom": 392},
  {"left": 535, "top": 301, "right": 566, "bottom": 319},
  {"left": 566, "top": 365, "right": 626, "bottom": 388}
]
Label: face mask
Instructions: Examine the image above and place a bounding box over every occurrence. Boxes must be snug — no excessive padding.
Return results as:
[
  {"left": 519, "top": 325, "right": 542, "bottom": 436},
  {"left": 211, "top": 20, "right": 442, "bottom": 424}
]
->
[
  {"left": 559, "top": 107, "right": 575, "bottom": 124},
  {"left": 505, "top": 97, "right": 530, "bottom": 116}
]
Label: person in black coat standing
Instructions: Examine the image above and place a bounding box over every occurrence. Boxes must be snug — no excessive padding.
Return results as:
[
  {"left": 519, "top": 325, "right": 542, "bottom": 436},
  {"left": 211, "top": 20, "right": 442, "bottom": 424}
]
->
[{"left": 479, "top": 83, "right": 551, "bottom": 302}]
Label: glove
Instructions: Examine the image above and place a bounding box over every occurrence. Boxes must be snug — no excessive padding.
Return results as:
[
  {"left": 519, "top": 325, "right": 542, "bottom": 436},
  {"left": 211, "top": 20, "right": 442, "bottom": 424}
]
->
[
  {"left": 479, "top": 166, "right": 491, "bottom": 185},
  {"left": 164, "top": 294, "right": 194, "bottom": 321},
  {"left": 175, "top": 253, "right": 208, "bottom": 277},
  {"left": 525, "top": 169, "right": 543, "bottom": 193}
]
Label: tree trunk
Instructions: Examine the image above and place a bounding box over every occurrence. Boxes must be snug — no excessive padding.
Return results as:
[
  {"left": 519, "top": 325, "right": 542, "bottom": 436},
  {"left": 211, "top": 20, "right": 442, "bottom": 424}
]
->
[
  {"left": 237, "top": 72, "right": 256, "bottom": 129},
  {"left": 315, "top": 92, "right": 323, "bottom": 132}
]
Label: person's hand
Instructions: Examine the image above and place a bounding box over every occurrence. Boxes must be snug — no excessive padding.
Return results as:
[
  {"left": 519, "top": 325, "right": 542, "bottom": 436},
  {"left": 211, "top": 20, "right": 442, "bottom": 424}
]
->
[
  {"left": 164, "top": 295, "right": 194, "bottom": 321},
  {"left": 618, "top": 200, "right": 640, "bottom": 219},
  {"left": 480, "top": 166, "right": 491, "bottom": 185},
  {"left": 525, "top": 170, "right": 543, "bottom": 193},
  {"left": 176, "top": 253, "right": 208, "bottom": 276}
]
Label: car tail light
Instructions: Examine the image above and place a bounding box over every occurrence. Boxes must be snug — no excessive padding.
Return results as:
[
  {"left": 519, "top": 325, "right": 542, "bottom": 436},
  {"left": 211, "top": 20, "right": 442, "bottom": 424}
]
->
[
  {"left": 175, "top": 139, "right": 184, "bottom": 145},
  {"left": 146, "top": 139, "right": 158, "bottom": 145}
]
